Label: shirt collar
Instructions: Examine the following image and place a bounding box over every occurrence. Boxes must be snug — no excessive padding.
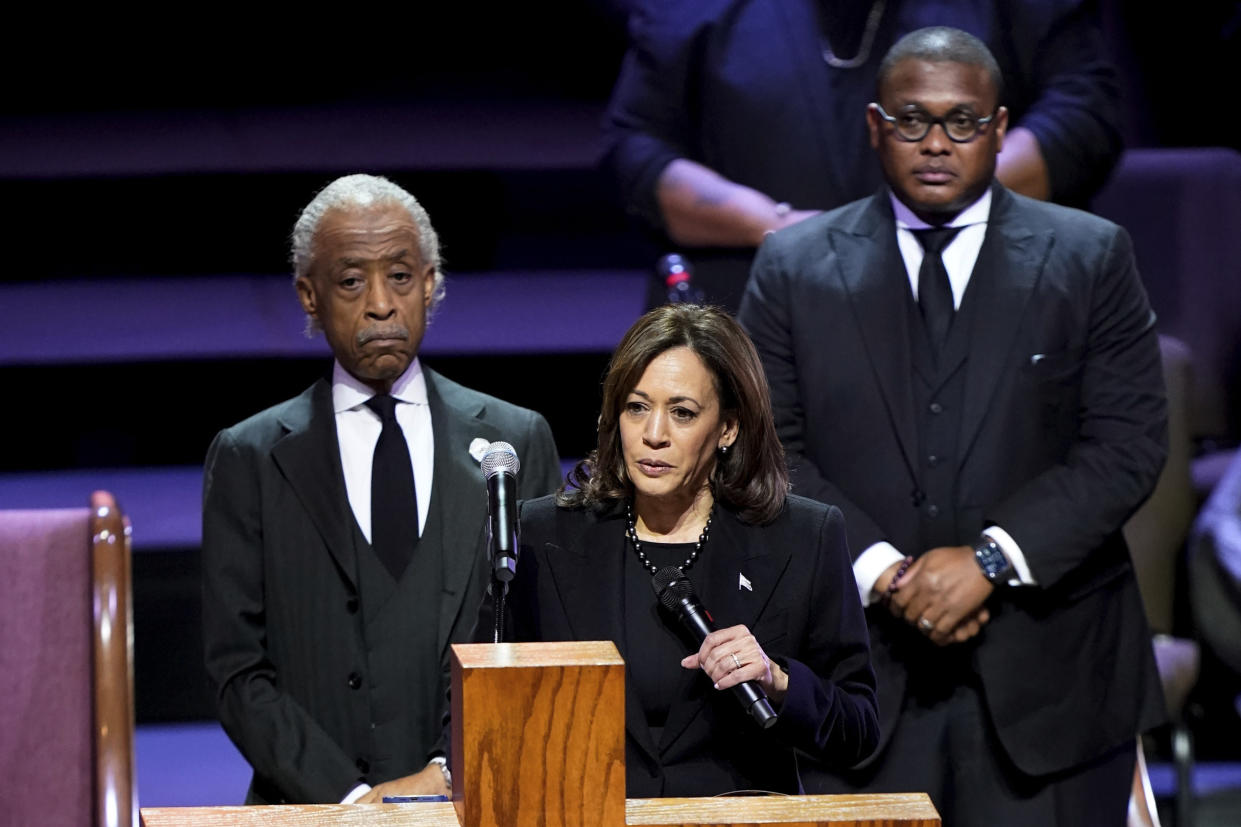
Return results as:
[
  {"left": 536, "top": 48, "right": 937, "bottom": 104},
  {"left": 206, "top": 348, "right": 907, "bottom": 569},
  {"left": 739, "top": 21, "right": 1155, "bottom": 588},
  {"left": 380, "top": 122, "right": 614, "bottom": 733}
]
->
[
  {"left": 890, "top": 187, "right": 992, "bottom": 231},
  {"left": 332, "top": 357, "right": 428, "bottom": 414}
]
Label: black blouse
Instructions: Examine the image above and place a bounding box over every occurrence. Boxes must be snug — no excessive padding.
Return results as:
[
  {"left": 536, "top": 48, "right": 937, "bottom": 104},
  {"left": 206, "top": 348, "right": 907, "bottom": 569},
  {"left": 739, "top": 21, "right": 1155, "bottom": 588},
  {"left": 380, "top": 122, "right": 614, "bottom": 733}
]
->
[{"left": 622, "top": 541, "right": 704, "bottom": 747}]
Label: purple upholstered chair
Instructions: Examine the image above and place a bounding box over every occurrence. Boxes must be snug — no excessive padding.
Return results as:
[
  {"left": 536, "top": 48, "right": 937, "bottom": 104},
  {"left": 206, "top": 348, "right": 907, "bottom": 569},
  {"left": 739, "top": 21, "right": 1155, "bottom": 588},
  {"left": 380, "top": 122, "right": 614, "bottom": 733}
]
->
[
  {"left": 0, "top": 491, "right": 137, "bottom": 827},
  {"left": 1094, "top": 148, "right": 1241, "bottom": 465}
]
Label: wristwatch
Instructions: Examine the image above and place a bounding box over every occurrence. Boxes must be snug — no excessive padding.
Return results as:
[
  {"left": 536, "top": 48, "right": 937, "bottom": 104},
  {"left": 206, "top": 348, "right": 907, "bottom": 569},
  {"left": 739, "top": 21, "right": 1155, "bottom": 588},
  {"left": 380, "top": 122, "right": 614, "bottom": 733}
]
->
[{"left": 973, "top": 535, "right": 1013, "bottom": 584}]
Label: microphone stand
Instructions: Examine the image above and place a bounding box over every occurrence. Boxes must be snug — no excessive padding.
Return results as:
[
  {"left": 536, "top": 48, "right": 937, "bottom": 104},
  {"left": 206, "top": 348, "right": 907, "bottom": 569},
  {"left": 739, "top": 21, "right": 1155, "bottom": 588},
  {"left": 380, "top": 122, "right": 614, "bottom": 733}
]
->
[
  {"left": 481, "top": 442, "right": 520, "bottom": 644},
  {"left": 492, "top": 576, "right": 508, "bottom": 644}
]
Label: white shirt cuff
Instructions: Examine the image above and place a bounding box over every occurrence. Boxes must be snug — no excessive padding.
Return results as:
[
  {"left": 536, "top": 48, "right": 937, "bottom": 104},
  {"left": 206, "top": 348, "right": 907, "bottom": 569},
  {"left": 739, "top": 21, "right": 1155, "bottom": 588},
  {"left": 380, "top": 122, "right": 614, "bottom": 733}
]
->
[
  {"left": 341, "top": 783, "right": 371, "bottom": 804},
  {"left": 853, "top": 542, "right": 907, "bottom": 606},
  {"left": 983, "top": 525, "right": 1037, "bottom": 586}
]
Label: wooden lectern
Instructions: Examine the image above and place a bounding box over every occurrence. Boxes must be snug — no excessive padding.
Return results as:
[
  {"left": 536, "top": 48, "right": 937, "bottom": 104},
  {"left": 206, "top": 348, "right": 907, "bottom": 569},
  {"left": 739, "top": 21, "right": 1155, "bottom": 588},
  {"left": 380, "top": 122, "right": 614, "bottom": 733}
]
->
[
  {"left": 141, "top": 641, "right": 939, "bottom": 826},
  {"left": 451, "top": 641, "right": 627, "bottom": 826}
]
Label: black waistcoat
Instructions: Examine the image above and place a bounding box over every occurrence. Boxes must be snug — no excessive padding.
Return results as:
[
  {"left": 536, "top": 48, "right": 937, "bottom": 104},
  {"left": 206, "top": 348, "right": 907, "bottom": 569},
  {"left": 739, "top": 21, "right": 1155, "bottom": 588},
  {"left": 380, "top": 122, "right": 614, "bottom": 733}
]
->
[
  {"left": 905, "top": 255, "right": 985, "bottom": 552},
  {"left": 349, "top": 475, "right": 445, "bottom": 784}
]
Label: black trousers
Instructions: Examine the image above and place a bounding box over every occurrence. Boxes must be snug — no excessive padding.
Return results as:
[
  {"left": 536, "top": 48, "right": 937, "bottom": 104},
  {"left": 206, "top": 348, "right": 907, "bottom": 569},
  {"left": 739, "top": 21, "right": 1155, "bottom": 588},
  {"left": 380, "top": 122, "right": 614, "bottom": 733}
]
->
[{"left": 806, "top": 673, "right": 1135, "bottom": 826}]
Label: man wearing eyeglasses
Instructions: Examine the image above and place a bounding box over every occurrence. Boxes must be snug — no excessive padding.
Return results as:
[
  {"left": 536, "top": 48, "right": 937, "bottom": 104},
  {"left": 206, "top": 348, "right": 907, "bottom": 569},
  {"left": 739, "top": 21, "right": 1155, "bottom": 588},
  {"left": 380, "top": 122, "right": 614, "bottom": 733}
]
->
[{"left": 739, "top": 27, "right": 1166, "bottom": 826}]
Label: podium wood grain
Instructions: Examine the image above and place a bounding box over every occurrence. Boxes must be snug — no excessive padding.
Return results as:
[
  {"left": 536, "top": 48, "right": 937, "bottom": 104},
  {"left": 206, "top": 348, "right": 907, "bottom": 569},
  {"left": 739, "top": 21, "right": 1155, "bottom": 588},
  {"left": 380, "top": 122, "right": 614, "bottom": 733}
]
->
[
  {"left": 140, "top": 793, "right": 940, "bottom": 826},
  {"left": 140, "top": 804, "right": 459, "bottom": 825},
  {"left": 452, "top": 641, "right": 628, "bottom": 827},
  {"left": 625, "top": 793, "right": 941, "bottom": 826}
]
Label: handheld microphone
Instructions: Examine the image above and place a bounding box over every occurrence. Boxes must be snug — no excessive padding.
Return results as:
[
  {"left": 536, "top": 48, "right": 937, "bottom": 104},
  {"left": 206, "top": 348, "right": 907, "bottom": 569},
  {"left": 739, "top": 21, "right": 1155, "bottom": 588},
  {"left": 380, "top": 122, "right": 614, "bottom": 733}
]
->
[
  {"left": 651, "top": 566, "right": 778, "bottom": 729},
  {"left": 656, "top": 254, "right": 705, "bottom": 305},
  {"left": 481, "top": 441, "right": 521, "bottom": 582}
]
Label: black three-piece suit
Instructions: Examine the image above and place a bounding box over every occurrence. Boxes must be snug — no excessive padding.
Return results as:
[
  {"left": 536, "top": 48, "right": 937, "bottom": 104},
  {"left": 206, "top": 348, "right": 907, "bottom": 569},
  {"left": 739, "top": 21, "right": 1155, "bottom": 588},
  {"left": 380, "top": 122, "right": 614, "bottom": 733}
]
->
[
  {"left": 202, "top": 367, "right": 560, "bottom": 803},
  {"left": 739, "top": 184, "right": 1167, "bottom": 808}
]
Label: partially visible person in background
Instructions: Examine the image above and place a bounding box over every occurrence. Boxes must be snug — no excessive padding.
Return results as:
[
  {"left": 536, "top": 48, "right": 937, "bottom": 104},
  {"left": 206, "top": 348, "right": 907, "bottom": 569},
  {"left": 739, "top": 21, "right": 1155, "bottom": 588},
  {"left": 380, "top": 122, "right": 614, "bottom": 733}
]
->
[{"left": 604, "top": 0, "right": 1122, "bottom": 309}]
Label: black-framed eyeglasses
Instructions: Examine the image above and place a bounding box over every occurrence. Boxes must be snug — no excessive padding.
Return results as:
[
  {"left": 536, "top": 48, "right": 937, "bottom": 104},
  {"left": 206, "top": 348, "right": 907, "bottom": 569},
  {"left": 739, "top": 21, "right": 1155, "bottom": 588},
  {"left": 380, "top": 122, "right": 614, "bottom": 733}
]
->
[{"left": 873, "top": 103, "right": 996, "bottom": 143}]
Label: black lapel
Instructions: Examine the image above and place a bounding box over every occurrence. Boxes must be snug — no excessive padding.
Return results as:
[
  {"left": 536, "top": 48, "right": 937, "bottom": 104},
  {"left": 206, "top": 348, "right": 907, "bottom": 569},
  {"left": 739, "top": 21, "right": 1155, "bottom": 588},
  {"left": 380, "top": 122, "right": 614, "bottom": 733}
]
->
[
  {"left": 834, "top": 193, "right": 921, "bottom": 484},
  {"left": 424, "top": 368, "right": 501, "bottom": 657},
  {"left": 270, "top": 379, "right": 358, "bottom": 588},
  {"left": 541, "top": 506, "right": 661, "bottom": 768},
  {"left": 958, "top": 186, "right": 1052, "bottom": 457},
  {"left": 700, "top": 510, "right": 792, "bottom": 639},
  {"left": 658, "top": 510, "right": 793, "bottom": 752}
]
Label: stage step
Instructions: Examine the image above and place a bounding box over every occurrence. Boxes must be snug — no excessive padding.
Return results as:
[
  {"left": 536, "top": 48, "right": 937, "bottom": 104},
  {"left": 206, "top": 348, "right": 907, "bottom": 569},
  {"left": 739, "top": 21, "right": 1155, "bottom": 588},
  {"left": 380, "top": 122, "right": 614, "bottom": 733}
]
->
[{"left": 0, "top": 270, "right": 647, "bottom": 366}]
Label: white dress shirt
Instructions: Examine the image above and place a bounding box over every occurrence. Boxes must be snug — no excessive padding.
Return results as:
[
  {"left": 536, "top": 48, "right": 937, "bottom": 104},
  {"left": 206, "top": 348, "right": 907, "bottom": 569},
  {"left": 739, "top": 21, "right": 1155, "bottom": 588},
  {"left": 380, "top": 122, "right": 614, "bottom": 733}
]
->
[
  {"left": 332, "top": 358, "right": 435, "bottom": 803},
  {"left": 332, "top": 358, "right": 434, "bottom": 542},
  {"left": 852, "top": 190, "right": 1036, "bottom": 605}
]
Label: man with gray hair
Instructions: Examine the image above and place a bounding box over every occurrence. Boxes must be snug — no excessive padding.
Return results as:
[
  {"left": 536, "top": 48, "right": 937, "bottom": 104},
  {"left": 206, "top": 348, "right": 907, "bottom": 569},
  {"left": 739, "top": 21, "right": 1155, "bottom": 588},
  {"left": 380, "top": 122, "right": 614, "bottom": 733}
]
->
[{"left": 202, "top": 174, "right": 561, "bottom": 803}]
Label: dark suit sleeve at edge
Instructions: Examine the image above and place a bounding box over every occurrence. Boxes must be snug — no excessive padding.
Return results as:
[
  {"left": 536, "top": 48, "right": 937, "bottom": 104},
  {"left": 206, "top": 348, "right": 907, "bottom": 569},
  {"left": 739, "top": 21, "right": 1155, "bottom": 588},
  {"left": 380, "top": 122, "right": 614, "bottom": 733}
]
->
[
  {"left": 601, "top": 3, "right": 709, "bottom": 231},
  {"left": 1007, "top": 0, "right": 1123, "bottom": 204},
  {"left": 201, "top": 428, "right": 361, "bottom": 803},
  {"left": 739, "top": 237, "right": 892, "bottom": 558},
  {"left": 770, "top": 505, "right": 879, "bottom": 768}
]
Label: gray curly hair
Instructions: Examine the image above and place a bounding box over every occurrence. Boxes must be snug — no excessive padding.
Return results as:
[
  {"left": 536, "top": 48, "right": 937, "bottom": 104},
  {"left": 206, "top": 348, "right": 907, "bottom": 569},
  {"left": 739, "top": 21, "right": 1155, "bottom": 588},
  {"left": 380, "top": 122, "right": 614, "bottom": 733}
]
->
[{"left": 291, "top": 174, "right": 446, "bottom": 314}]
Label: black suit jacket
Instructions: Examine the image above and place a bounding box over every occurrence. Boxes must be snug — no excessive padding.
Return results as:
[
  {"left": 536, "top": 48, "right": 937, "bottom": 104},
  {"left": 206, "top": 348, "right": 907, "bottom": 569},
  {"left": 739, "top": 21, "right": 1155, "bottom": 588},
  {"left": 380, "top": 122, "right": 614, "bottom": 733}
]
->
[
  {"left": 202, "top": 367, "right": 560, "bottom": 803},
  {"left": 485, "top": 494, "right": 879, "bottom": 797},
  {"left": 739, "top": 184, "right": 1167, "bottom": 776}
]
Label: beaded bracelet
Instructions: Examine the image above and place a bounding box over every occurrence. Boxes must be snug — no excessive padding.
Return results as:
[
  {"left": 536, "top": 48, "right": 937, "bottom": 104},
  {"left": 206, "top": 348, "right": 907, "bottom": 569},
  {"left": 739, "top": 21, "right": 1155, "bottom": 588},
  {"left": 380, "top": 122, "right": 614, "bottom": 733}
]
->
[{"left": 885, "top": 556, "right": 914, "bottom": 599}]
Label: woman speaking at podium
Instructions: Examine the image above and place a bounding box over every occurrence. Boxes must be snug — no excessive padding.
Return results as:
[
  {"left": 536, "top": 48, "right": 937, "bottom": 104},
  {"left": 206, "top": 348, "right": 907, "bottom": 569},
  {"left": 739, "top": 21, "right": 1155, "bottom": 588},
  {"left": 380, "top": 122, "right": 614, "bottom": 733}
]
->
[{"left": 490, "top": 304, "right": 878, "bottom": 796}]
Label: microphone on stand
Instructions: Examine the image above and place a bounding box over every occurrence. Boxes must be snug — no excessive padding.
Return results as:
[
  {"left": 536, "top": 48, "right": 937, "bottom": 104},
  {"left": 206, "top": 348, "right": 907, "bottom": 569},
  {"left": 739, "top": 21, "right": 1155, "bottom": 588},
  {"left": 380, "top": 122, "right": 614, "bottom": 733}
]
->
[
  {"left": 651, "top": 566, "right": 778, "bottom": 729},
  {"left": 481, "top": 441, "right": 521, "bottom": 583},
  {"left": 656, "top": 254, "right": 704, "bottom": 304}
]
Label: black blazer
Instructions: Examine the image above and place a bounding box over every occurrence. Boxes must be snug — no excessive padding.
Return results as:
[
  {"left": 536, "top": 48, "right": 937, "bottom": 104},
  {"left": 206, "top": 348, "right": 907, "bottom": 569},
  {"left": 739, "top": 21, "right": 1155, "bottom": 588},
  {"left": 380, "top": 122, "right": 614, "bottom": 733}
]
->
[
  {"left": 739, "top": 184, "right": 1168, "bottom": 776},
  {"left": 202, "top": 368, "right": 561, "bottom": 803},
  {"left": 487, "top": 494, "right": 879, "bottom": 797}
]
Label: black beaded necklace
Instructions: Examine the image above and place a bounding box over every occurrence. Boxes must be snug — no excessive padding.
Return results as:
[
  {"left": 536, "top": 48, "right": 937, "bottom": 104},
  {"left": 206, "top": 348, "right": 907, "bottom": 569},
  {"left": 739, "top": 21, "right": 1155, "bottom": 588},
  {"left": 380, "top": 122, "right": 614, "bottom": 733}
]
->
[{"left": 625, "top": 501, "right": 714, "bottom": 576}]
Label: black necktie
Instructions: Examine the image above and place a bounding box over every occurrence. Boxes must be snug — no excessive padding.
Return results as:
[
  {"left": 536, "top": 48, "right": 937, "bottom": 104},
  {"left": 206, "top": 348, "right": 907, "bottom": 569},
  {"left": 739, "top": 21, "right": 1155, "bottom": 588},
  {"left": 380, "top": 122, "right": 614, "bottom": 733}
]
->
[
  {"left": 913, "top": 226, "right": 963, "bottom": 355},
  {"left": 365, "top": 394, "right": 418, "bottom": 579}
]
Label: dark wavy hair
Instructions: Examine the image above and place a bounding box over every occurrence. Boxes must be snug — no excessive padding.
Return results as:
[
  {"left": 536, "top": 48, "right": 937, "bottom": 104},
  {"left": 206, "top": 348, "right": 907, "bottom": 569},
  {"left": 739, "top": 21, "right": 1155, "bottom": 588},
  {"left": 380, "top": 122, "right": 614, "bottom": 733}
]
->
[{"left": 558, "top": 304, "right": 789, "bottom": 525}]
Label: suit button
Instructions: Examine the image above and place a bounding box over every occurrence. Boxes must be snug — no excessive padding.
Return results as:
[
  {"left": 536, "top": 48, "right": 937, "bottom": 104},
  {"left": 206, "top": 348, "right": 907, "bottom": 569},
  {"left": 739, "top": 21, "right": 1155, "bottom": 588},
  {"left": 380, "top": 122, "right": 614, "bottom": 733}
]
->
[
  {"left": 929, "top": 402, "right": 944, "bottom": 414},
  {"left": 347, "top": 672, "right": 362, "bottom": 690},
  {"left": 927, "top": 454, "right": 940, "bottom": 467},
  {"left": 927, "top": 504, "right": 940, "bottom": 517},
  {"left": 346, "top": 597, "right": 359, "bottom": 614},
  {"left": 356, "top": 758, "right": 370, "bottom": 774}
]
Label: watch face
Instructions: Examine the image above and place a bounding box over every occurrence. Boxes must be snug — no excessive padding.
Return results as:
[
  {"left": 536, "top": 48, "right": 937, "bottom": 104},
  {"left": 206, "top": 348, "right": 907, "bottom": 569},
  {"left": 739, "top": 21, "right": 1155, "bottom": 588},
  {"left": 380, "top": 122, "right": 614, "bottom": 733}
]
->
[{"left": 976, "top": 542, "right": 1010, "bottom": 580}]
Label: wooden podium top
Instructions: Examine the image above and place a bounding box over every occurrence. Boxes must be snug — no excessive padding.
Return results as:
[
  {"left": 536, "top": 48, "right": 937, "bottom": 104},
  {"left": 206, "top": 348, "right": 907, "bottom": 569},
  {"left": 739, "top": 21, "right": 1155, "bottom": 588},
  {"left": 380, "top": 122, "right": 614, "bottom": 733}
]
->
[
  {"left": 141, "top": 793, "right": 940, "bottom": 826},
  {"left": 452, "top": 640, "right": 625, "bottom": 668},
  {"left": 141, "top": 804, "right": 459, "bottom": 826},
  {"left": 626, "top": 793, "right": 940, "bottom": 826}
]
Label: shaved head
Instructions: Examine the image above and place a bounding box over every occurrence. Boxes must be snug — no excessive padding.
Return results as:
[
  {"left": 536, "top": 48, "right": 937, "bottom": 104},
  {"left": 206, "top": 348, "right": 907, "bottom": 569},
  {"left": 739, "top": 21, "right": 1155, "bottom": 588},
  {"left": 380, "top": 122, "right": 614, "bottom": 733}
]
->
[{"left": 877, "top": 26, "right": 1002, "bottom": 107}]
